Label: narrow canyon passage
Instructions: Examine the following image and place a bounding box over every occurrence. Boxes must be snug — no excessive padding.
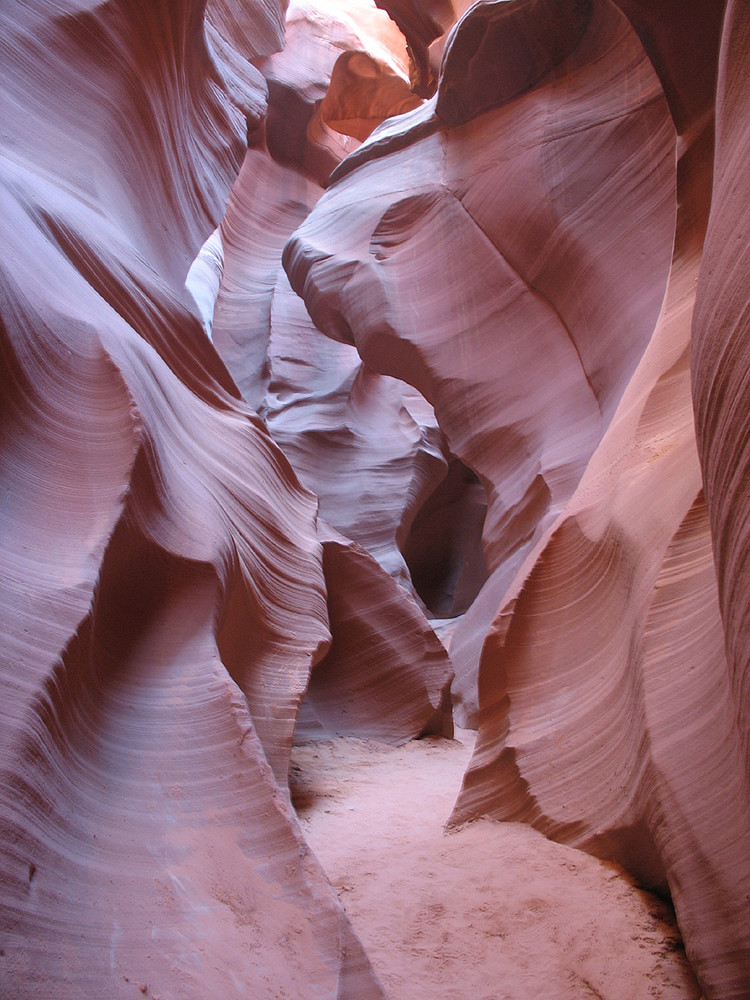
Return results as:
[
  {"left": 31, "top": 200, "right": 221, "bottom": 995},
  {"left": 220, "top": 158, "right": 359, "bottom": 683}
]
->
[
  {"left": 3, "top": 0, "right": 750, "bottom": 996},
  {"left": 290, "top": 732, "right": 702, "bottom": 1000}
]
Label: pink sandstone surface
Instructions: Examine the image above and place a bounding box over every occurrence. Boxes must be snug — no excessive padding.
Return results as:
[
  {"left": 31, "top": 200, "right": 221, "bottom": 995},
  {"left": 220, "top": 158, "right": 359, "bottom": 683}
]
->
[
  {"left": 284, "top": 0, "right": 750, "bottom": 996},
  {"left": 0, "top": 0, "right": 443, "bottom": 996},
  {"left": 1, "top": 0, "right": 749, "bottom": 998}
]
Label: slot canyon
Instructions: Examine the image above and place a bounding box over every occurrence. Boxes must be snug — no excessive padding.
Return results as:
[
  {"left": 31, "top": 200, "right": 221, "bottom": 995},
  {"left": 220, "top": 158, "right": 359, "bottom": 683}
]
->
[{"left": 1, "top": 0, "right": 749, "bottom": 997}]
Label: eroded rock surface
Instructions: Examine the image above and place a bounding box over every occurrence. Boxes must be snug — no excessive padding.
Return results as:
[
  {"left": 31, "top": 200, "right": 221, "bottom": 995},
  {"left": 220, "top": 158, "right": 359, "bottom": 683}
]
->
[
  {"left": 3, "top": 0, "right": 750, "bottom": 998},
  {"left": 284, "top": 0, "right": 750, "bottom": 997},
  {"left": 285, "top": 0, "right": 676, "bottom": 723},
  {"left": 0, "top": 0, "right": 439, "bottom": 996},
  {"left": 207, "top": 3, "right": 461, "bottom": 600}
]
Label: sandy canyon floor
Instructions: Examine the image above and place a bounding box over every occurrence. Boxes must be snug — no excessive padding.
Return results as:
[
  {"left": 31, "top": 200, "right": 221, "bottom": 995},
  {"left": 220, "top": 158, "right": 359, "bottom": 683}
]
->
[{"left": 290, "top": 730, "right": 702, "bottom": 1000}]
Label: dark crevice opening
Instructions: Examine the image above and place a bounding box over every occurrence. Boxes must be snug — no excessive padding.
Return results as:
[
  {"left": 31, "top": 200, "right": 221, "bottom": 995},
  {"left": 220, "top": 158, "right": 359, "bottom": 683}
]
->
[{"left": 402, "top": 457, "right": 488, "bottom": 619}]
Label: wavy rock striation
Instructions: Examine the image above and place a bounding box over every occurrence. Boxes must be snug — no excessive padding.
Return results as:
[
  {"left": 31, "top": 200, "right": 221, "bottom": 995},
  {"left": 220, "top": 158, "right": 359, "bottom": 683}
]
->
[
  {"left": 285, "top": 0, "right": 750, "bottom": 997},
  {"left": 285, "top": 0, "right": 677, "bottom": 722},
  {"left": 3, "top": 0, "right": 750, "bottom": 997},
  {"left": 0, "top": 0, "right": 403, "bottom": 995},
  {"left": 207, "top": 4, "right": 465, "bottom": 605},
  {"left": 453, "top": 237, "right": 750, "bottom": 999},
  {"left": 690, "top": 2, "right": 750, "bottom": 993}
]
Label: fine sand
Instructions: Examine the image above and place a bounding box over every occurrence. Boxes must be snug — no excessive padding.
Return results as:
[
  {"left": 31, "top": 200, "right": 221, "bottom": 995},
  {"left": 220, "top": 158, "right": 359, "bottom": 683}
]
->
[{"left": 290, "top": 729, "right": 702, "bottom": 1000}]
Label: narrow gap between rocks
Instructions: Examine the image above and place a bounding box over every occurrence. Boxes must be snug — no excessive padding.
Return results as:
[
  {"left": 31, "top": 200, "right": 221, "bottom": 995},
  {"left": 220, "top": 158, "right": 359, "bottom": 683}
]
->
[{"left": 401, "top": 458, "right": 489, "bottom": 619}]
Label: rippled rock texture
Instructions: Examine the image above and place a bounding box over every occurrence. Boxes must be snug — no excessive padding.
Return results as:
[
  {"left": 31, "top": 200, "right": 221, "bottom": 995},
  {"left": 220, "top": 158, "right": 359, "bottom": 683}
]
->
[
  {"left": 285, "top": 1, "right": 750, "bottom": 997},
  {"left": 0, "top": 0, "right": 448, "bottom": 996},
  {"left": 2, "top": 0, "right": 749, "bottom": 998},
  {"left": 286, "top": 0, "right": 678, "bottom": 719}
]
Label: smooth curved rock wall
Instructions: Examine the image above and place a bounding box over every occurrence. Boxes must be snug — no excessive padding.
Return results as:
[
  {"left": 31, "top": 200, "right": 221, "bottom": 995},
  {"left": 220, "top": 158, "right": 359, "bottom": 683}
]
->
[
  {"left": 285, "top": 0, "right": 676, "bottom": 723},
  {"left": 284, "top": 1, "right": 750, "bottom": 997},
  {"left": 3, "top": 0, "right": 750, "bottom": 997},
  {"left": 0, "top": 0, "right": 449, "bottom": 995}
]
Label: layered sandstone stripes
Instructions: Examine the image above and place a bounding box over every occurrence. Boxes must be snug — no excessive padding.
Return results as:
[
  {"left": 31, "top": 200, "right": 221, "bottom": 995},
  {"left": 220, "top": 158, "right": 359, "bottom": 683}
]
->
[{"left": 2, "top": 0, "right": 750, "bottom": 997}]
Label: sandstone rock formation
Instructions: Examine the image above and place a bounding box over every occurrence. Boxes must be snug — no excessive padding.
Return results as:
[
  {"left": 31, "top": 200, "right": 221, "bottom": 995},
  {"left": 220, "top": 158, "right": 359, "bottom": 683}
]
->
[
  {"left": 285, "top": 0, "right": 677, "bottom": 722},
  {"left": 284, "top": 0, "right": 750, "bottom": 997},
  {"left": 2, "top": 0, "right": 750, "bottom": 997},
  {"left": 299, "top": 520, "right": 452, "bottom": 741},
  {"left": 202, "top": 1, "right": 479, "bottom": 609},
  {"left": 0, "top": 1, "right": 447, "bottom": 996},
  {"left": 689, "top": 4, "right": 750, "bottom": 992}
]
